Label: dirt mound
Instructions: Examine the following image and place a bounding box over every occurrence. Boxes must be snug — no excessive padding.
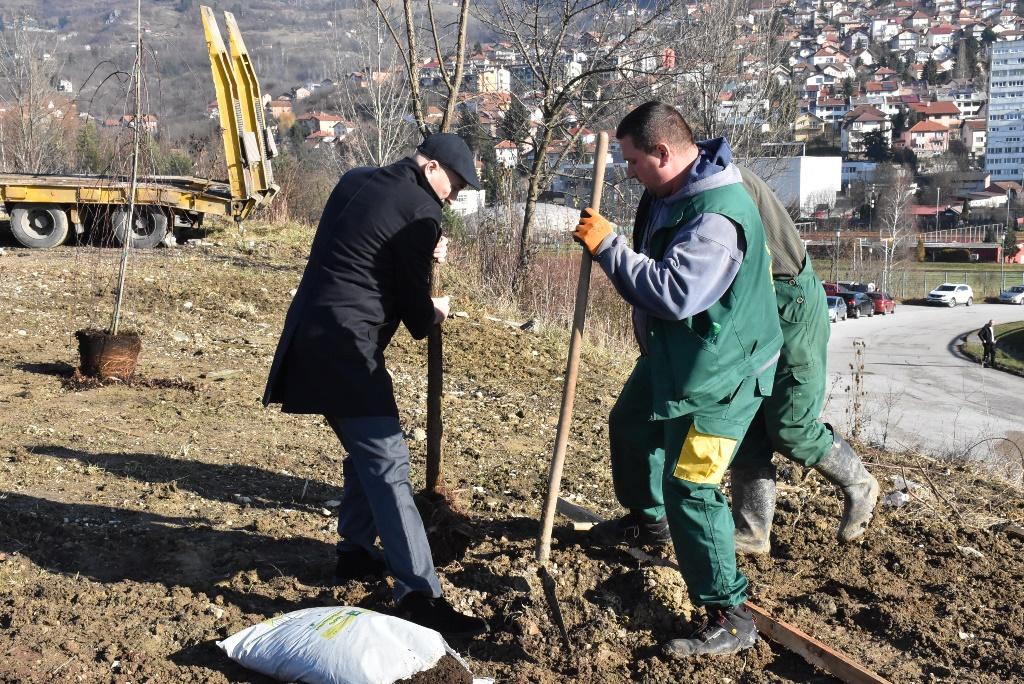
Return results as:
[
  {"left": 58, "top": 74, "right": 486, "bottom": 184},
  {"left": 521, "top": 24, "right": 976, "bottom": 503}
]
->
[{"left": 1, "top": 243, "right": 1023, "bottom": 683}]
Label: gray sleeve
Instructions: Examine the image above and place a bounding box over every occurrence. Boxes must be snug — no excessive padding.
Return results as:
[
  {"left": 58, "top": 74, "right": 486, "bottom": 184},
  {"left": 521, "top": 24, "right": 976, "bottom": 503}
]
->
[{"left": 594, "top": 213, "right": 745, "bottom": 320}]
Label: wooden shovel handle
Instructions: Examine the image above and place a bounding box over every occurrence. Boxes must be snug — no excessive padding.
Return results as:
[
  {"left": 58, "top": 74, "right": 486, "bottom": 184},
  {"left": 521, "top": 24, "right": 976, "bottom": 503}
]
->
[{"left": 536, "top": 131, "right": 610, "bottom": 564}]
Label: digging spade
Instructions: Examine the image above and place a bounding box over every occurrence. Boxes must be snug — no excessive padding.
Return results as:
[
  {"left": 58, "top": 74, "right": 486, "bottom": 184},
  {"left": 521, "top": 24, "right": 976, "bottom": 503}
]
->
[{"left": 537, "top": 131, "right": 610, "bottom": 565}]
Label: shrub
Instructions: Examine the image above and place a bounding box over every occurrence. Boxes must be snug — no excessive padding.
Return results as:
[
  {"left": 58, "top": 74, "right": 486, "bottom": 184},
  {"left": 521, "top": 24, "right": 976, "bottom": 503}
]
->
[{"left": 933, "top": 248, "right": 971, "bottom": 262}]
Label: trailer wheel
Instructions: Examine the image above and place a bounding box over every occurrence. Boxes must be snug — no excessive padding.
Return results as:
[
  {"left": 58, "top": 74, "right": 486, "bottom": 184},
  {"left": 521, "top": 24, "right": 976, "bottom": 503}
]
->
[
  {"left": 112, "top": 207, "right": 169, "bottom": 249},
  {"left": 9, "top": 204, "right": 70, "bottom": 248}
]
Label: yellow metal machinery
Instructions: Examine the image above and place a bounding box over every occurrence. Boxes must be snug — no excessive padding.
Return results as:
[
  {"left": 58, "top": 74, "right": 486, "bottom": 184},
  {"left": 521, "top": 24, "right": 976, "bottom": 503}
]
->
[{"left": 0, "top": 6, "right": 277, "bottom": 249}]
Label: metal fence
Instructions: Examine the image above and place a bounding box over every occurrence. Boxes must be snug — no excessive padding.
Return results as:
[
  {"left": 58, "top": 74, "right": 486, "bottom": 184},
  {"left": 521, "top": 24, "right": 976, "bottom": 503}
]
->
[{"left": 838, "top": 267, "right": 1024, "bottom": 299}]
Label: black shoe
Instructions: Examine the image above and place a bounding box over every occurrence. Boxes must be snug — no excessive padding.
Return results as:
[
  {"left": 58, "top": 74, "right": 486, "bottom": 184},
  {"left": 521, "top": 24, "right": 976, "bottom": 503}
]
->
[
  {"left": 395, "top": 592, "right": 489, "bottom": 638},
  {"left": 334, "top": 547, "right": 387, "bottom": 583},
  {"left": 588, "top": 511, "right": 672, "bottom": 548},
  {"left": 663, "top": 604, "right": 758, "bottom": 658}
]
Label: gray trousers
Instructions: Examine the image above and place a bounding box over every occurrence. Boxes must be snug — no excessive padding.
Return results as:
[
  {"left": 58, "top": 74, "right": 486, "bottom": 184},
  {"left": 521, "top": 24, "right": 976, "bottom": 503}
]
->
[{"left": 325, "top": 415, "right": 441, "bottom": 601}]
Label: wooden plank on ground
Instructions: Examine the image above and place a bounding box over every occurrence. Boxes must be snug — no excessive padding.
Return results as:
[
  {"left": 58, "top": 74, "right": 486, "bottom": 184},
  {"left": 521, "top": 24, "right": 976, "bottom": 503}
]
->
[
  {"left": 745, "top": 603, "right": 892, "bottom": 684},
  {"left": 555, "top": 497, "right": 893, "bottom": 684}
]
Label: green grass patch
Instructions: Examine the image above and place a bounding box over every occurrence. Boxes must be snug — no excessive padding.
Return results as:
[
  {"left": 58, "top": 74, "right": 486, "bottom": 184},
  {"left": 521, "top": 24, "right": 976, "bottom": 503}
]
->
[{"left": 962, "top": 319, "right": 1024, "bottom": 377}]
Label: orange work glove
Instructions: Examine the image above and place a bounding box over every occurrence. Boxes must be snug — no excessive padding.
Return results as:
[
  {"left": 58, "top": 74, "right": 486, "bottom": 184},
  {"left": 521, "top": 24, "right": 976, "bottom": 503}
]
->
[{"left": 573, "top": 207, "right": 614, "bottom": 255}]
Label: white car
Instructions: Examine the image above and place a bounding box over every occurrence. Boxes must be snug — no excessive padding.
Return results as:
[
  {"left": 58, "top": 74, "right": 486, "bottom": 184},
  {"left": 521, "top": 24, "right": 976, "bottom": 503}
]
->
[
  {"left": 927, "top": 283, "right": 973, "bottom": 307},
  {"left": 998, "top": 284, "right": 1024, "bottom": 304}
]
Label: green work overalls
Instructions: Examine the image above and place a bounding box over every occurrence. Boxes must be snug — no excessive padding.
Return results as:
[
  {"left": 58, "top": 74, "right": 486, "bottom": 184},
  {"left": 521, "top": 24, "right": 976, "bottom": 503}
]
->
[
  {"left": 609, "top": 181, "right": 781, "bottom": 608},
  {"left": 731, "top": 255, "right": 834, "bottom": 471}
]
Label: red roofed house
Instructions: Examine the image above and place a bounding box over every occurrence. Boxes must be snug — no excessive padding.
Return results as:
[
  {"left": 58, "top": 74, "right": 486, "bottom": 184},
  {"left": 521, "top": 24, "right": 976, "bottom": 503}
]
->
[
  {"left": 266, "top": 99, "right": 293, "bottom": 120},
  {"left": 304, "top": 130, "right": 337, "bottom": 148},
  {"left": 119, "top": 114, "right": 158, "bottom": 133},
  {"left": 297, "top": 111, "right": 344, "bottom": 135},
  {"left": 921, "top": 100, "right": 961, "bottom": 129},
  {"left": 494, "top": 139, "right": 518, "bottom": 168},
  {"left": 927, "top": 24, "right": 959, "bottom": 48},
  {"left": 909, "top": 100, "right": 962, "bottom": 129},
  {"left": 902, "top": 120, "right": 949, "bottom": 156}
]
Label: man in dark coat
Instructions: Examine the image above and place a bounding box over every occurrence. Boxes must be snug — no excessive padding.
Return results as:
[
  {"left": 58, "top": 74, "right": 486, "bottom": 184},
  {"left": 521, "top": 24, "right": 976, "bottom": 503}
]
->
[
  {"left": 263, "top": 133, "right": 487, "bottom": 638},
  {"left": 979, "top": 319, "right": 997, "bottom": 368}
]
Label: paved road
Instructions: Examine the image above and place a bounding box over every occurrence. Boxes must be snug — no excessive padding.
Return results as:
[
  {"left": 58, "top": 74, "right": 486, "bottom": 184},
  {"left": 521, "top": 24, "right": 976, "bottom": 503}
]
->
[{"left": 820, "top": 302, "right": 1024, "bottom": 461}]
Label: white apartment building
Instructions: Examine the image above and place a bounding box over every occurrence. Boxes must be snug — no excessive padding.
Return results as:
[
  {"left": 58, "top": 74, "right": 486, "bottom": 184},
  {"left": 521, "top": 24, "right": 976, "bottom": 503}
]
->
[
  {"left": 744, "top": 156, "right": 843, "bottom": 214},
  {"left": 985, "top": 39, "right": 1024, "bottom": 181}
]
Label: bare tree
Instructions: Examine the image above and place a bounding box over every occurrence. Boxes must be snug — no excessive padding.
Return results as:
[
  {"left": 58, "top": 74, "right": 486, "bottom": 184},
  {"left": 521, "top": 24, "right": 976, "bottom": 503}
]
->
[
  {"left": 332, "top": 0, "right": 414, "bottom": 167},
  {"left": 0, "top": 24, "right": 71, "bottom": 173},
  {"left": 479, "top": 0, "right": 686, "bottom": 277},
  {"left": 876, "top": 164, "right": 916, "bottom": 293},
  {"left": 370, "top": 0, "right": 471, "bottom": 136},
  {"left": 669, "top": 2, "right": 797, "bottom": 160}
]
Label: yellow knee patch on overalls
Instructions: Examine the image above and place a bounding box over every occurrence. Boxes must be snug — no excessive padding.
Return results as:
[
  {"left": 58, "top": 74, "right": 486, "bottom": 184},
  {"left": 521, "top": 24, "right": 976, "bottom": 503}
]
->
[{"left": 673, "top": 424, "right": 737, "bottom": 485}]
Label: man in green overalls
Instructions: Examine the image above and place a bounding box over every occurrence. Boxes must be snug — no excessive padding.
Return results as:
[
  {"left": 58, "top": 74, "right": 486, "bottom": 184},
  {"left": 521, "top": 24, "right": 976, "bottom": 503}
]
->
[
  {"left": 729, "top": 169, "right": 879, "bottom": 553},
  {"left": 572, "top": 101, "right": 782, "bottom": 657}
]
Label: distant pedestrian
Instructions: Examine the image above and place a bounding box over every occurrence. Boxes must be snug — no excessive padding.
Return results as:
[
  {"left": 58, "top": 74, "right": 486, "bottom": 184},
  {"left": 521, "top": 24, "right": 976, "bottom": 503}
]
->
[{"left": 979, "top": 320, "right": 997, "bottom": 368}]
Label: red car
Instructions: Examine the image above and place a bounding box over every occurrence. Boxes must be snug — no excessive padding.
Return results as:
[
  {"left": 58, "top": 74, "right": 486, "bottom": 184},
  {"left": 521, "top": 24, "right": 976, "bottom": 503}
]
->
[
  {"left": 822, "top": 282, "right": 849, "bottom": 296},
  {"left": 868, "top": 291, "right": 896, "bottom": 315}
]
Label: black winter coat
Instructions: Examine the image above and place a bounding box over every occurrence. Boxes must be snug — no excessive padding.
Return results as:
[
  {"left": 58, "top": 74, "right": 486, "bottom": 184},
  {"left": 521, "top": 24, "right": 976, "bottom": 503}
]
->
[{"left": 263, "top": 157, "right": 442, "bottom": 416}]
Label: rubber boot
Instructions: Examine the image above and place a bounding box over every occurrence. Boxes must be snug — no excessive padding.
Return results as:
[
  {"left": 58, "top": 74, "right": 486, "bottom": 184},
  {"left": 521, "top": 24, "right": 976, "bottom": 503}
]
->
[
  {"left": 815, "top": 429, "right": 879, "bottom": 543},
  {"left": 730, "top": 465, "right": 777, "bottom": 555},
  {"left": 663, "top": 604, "right": 758, "bottom": 658}
]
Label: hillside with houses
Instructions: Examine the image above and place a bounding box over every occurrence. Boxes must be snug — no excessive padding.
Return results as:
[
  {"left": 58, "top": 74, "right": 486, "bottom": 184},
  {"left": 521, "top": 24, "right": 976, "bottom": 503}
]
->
[{"left": 2, "top": 0, "right": 1024, "bottom": 261}]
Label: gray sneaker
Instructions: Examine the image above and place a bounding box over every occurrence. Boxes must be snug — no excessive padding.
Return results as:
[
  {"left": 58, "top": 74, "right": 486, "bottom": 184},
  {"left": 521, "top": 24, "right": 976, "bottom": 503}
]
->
[{"left": 588, "top": 511, "right": 671, "bottom": 548}]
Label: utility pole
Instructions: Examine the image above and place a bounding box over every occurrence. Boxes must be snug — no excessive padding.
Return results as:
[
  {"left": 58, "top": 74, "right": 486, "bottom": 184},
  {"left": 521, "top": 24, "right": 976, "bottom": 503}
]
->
[{"left": 935, "top": 186, "right": 941, "bottom": 232}]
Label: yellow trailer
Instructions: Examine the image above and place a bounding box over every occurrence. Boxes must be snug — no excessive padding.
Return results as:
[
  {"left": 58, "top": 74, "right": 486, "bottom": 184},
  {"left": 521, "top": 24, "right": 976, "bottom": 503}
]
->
[{"left": 0, "top": 6, "right": 278, "bottom": 249}]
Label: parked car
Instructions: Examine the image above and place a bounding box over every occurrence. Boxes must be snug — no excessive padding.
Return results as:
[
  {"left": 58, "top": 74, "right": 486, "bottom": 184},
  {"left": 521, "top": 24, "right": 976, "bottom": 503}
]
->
[
  {"left": 841, "top": 291, "right": 874, "bottom": 318},
  {"left": 839, "top": 281, "right": 875, "bottom": 294},
  {"left": 827, "top": 295, "right": 847, "bottom": 322},
  {"left": 868, "top": 291, "right": 896, "bottom": 315},
  {"left": 998, "top": 284, "right": 1024, "bottom": 304},
  {"left": 927, "top": 283, "right": 974, "bottom": 307},
  {"left": 822, "top": 282, "right": 850, "bottom": 296}
]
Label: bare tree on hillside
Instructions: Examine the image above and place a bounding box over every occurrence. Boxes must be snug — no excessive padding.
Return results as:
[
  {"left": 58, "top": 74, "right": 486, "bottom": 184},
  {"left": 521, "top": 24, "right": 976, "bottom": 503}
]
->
[
  {"left": 332, "top": 0, "right": 413, "bottom": 167},
  {"left": 0, "top": 26, "right": 71, "bottom": 173},
  {"left": 667, "top": 2, "right": 797, "bottom": 164},
  {"left": 876, "top": 165, "right": 915, "bottom": 293},
  {"left": 477, "top": 0, "right": 687, "bottom": 278},
  {"left": 370, "top": 0, "right": 471, "bottom": 136}
]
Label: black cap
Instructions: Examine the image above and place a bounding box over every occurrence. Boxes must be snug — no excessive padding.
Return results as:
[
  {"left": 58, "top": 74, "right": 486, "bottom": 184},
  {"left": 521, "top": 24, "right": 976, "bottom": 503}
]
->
[{"left": 416, "top": 133, "right": 481, "bottom": 190}]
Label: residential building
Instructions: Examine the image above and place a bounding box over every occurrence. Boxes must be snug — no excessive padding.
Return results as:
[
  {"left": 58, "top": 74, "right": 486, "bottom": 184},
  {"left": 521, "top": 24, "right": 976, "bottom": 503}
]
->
[
  {"left": 297, "top": 112, "right": 344, "bottom": 135},
  {"left": 793, "top": 112, "right": 826, "bottom": 141},
  {"left": 962, "top": 118, "right": 987, "bottom": 157},
  {"left": 841, "top": 160, "right": 878, "bottom": 188},
  {"left": 811, "top": 96, "right": 849, "bottom": 123},
  {"left": 841, "top": 105, "right": 892, "bottom": 156},
  {"left": 927, "top": 24, "right": 960, "bottom": 47},
  {"left": 495, "top": 140, "right": 519, "bottom": 168},
  {"left": 745, "top": 155, "right": 843, "bottom": 214},
  {"left": 117, "top": 114, "right": 158, "bottom": 133},
  {"left": 986, "top": 38, "right": 1024, "bottom": 181},
  {"left": 903, "top": 120, "right": 950, "bottom": 155},
  {"left": 475, "top": 67, "right": 511, "bottom": 93},
  {"left": 911, "top": 100, "right": 962, "bottom": 129},
  {"left": 947, "top": 85, "right": 985, "bottom": 117},
  {"left": 266, "top": 99, "right": 293, "bottom": 120}
]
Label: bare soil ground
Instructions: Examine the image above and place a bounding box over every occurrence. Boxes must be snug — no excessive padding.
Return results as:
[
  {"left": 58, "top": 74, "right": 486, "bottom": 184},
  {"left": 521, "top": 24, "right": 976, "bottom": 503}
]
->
[{"left": 1, "top": 235, "right": 1023, "bottom": 683}]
